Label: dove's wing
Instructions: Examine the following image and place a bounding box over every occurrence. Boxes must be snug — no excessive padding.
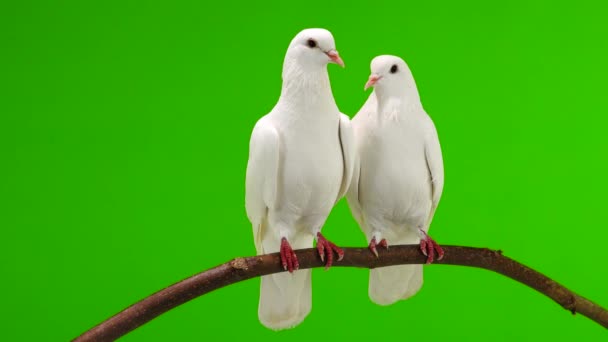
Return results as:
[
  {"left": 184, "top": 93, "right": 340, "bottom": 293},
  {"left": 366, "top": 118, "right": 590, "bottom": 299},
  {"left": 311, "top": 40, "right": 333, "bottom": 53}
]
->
[
  {"left": 346, "top": 92, "right": 376, "bottom": 225},
  {"left": 245, "top": 117, "right": 280, "bottom": 254},
  {"left": 345, "top": 153, "right": 362, "bottom": 225},
  {"left": 336, "top": 113, "right": 355, "bottom": 202},
  {"left": 424, "top": 116, "right": 444, "bottom": 225}
]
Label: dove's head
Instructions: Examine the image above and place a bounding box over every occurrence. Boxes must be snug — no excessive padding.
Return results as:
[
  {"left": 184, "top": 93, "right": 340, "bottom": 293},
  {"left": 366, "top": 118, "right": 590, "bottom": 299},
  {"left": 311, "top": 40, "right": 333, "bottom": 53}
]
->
[
  {"left": 364, "top": 55, "right": 415, "bottom": 95},
  {"left": 285, "top": 28, "right": 344, "bottom": 70}
]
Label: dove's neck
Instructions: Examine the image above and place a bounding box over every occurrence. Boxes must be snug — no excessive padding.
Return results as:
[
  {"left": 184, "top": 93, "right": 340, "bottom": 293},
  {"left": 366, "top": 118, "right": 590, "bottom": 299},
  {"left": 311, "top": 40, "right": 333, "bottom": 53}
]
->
[
  {"left": 278, "top": 58, "right": 337, "bottom": 114},
  {"left": 375, "top": 86, "right": 422, "bottom": 120}
]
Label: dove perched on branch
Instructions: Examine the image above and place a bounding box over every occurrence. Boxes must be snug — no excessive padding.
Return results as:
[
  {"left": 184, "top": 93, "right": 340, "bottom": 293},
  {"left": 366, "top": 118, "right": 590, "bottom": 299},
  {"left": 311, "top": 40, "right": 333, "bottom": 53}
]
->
[
  {"left": 346, "top": 55, "right": 445, "bottom": 305},
  {"left": 245, "top": 28, "right": 355, "bottom": 330}
]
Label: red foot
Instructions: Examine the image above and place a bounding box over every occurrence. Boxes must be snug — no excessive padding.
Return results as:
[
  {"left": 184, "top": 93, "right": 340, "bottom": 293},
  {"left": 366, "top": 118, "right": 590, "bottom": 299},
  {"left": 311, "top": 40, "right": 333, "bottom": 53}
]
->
[
  {"left": 280, "top": 238, "right": 299, "bottom": 273},
  {"left": 419, "top": 230, "right": 444, "bottom": 264},
  {"left": 316, "top": 232, "right": 344, "bottom": 269},
  {"left": 369, "top": 237, "right": 388, "bottom": 258},
  {"left": 420, "top": 229, "right": 443, "bottom": 264}
]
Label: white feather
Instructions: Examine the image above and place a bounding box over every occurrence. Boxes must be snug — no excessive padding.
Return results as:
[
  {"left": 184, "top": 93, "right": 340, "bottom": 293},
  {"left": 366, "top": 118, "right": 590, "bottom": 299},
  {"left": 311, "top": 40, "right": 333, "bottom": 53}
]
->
[{"left": 336, "top": 113, "right": 356, "bottom": 202}]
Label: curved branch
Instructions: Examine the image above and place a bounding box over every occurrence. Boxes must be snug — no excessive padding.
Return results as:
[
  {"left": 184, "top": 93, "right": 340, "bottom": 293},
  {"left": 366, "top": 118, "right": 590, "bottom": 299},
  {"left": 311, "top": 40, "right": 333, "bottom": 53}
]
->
[{"left": 73, "top": 245, "right": 608, "bottom": 341}]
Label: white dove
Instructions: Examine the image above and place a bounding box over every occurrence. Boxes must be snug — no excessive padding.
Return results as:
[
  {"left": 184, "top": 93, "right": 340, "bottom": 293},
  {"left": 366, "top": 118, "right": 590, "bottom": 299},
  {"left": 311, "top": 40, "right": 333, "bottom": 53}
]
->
[
  {"left": 346, "top": 55, "right": 444, "bottom": 306},
  {"left": 245, "top": 28, "right": 355, "bottom": 330}
]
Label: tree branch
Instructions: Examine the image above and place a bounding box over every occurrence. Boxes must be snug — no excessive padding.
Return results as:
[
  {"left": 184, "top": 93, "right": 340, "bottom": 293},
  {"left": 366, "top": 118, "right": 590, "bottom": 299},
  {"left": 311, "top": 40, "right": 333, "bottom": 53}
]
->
[{"left": 73, "top": 245, "right": 608, "bottom": 341}]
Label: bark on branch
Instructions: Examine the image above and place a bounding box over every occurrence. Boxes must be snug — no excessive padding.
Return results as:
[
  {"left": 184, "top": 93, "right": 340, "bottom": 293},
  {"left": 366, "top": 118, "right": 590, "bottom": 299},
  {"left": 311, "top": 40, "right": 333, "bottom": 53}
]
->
[{"left": 73, "top": 245, "right": 608, "bottom": 341}]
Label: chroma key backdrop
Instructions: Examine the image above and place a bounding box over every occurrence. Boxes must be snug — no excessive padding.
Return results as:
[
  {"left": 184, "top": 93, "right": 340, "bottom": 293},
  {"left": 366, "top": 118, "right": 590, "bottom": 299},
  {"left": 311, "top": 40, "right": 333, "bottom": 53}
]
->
[{"left": 2, "top": 0, "right": 607, "bottom": 340}]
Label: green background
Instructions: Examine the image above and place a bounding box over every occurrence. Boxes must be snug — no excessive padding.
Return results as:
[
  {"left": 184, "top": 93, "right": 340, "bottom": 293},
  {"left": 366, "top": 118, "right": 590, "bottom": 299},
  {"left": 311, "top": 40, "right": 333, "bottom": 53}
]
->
[{"left": 2, "top": 0, "right": 607, "bottom": 340}]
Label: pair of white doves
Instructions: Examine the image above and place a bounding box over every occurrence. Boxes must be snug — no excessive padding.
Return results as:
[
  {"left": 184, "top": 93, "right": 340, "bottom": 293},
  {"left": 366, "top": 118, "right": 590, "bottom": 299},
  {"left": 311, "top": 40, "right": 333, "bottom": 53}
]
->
[{"left": 245, "top": 28, "right": 444, "bottom": 330}]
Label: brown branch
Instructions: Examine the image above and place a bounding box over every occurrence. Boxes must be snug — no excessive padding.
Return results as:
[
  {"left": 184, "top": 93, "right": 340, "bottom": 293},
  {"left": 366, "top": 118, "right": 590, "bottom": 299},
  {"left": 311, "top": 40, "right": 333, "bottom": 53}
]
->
[{"left": 73, "top": 245, "right": 608, "bottom": 341}]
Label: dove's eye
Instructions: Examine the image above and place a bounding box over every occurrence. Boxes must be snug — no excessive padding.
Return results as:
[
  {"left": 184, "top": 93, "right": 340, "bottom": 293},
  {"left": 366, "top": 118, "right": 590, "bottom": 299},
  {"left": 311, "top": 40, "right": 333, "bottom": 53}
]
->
[
  {"left": 307, "top": 39, "right": 317, "bottom": 48},
  {"left": 390, "top": 64, "right": 398, "bottom": 74}
]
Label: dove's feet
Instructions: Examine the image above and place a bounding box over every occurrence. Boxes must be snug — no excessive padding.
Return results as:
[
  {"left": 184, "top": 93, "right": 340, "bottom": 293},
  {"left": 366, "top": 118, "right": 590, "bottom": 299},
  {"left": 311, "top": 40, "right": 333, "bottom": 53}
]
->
[
  {"left": 419, "top": 229, "right": 444, "bottom": 264},
  {"left": 369, "top": 236, "right": 388, "bottom": 257},
  {"left": 280, "top": 238, "right": 299, "bottom": 273},
  {"left": 316, "top": 232, "right": 344, "bottom": 269}
]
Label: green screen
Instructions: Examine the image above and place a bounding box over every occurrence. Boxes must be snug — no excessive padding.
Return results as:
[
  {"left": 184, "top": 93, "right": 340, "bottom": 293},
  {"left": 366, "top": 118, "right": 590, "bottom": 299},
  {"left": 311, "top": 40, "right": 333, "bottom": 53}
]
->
[{"left": 2, "top": 1, "right": 607, "bottom": 340}]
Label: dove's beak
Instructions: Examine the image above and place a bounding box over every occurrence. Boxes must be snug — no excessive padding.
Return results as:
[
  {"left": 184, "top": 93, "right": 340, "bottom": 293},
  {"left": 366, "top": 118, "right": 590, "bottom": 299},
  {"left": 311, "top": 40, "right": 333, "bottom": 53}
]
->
[
  {"left": 364, "top": 74, "right": 381, "bottom": 90},
  {"left": 326, "top": 50, "right": 345, "bottom": 67}
]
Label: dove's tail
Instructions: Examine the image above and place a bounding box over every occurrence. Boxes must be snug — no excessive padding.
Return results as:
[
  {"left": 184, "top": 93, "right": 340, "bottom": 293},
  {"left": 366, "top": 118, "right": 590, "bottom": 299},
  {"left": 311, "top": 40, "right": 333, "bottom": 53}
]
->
[
  {"left": 368, "top": 264, "right": 423, "bottom": 305},
  {"left": 258, "top": 270, "right": 311, "bottom": 330},
  {"left": 368, "top": 229, "right": 423, "bottom": 305}
]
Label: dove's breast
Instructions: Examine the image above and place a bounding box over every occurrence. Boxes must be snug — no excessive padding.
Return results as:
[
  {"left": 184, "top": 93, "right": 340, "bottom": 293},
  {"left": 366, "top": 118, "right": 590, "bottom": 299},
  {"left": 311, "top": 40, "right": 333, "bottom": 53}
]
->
[
  {"left": 357, "top": 118, "right": 432, "bottom": 227},
  {"left": 275, "top": 113, "right": 343, "bottom": 217}
]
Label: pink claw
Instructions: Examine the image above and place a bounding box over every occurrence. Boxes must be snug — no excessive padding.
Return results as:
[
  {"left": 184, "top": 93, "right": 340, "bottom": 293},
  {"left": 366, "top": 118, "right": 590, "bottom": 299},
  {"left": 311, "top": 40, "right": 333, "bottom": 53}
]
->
[
  {"left": 280, "top": 238, "right": 299, "bottom": 273},
  {"left": 419, "top": 230, "right": 443, "bottom": 264},
  {"left": 420, "top": 239, "right": 428, "bottom": 256},
  {"left": 316, "top": 232, "right": 344, "bottom": 269},
  {"left": 369, "top": 237, "right": 389, "bottom": 258}
]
